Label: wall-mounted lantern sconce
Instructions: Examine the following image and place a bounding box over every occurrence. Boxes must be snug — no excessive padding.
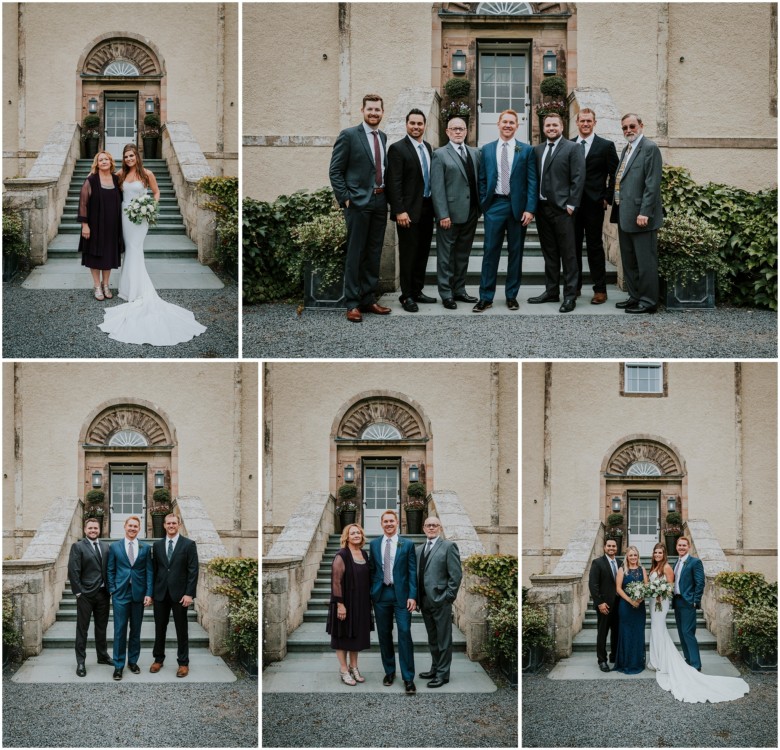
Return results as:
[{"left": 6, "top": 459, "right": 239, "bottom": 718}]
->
[
  {"left": 611, "top": 496, "right": 621, "bottom": 513},
  {"left": 145, "top": 97, "right": 155, "bottom": 114},
  {"left": 88, "top": 97, "right": 98, "bottom": 114},
  {"left": 543, "top": 50, "right": 557, "bottom": 75},
  {"left": 667, "top": 496, "right": 677, "bottom": 512},
  {"left": 92, "top": 470, "right": 103, "bottom": 488},
  {"left": 154, "top": 470, "right": 165, "bottom": 488},
  {"left": 409, "top": 464, "right": 419, "bottom": 483},
  {"left": 344, "top": 465, "right": 355, "bottom": 483},
  {"left": 452, "top": 49, "right": 467, "bottom": 75}
]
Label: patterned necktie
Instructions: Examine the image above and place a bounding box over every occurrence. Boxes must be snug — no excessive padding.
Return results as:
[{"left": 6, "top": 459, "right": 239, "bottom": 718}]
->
[
  {"left": 372, "top": 131, "right": 382, "bottom": 187},
  {"left": 500, "top": 142, "right": 510, "bottom": 195},
  {"left": 383, "top": 537, "right": 393, "bottom": 585},
  {"left": 674, "top": 557, "right": 683, "bottom": 593},
  {"left": 128, "top": 540, "right": 135, "bottom": 566},
  {"left": 168, "top": 539, "right": 173, "bottom": 561},
  {"left": 614, "top": 143, "right": 632, "bottom": 204},
  {"left": 418, "top": 143, "right": 430, "bottom": 198}
]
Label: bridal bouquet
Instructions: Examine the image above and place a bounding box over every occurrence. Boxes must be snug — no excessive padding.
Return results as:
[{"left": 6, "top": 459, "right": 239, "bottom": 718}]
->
[
  {"left": 625, "top": 581, "right": 646, "bottom": 602},
  {"left": 646, "top": 577, "right": 674, "bottom": 611},
  {"left": 124, "top": 194, "right": 159, "bottom": 227}
]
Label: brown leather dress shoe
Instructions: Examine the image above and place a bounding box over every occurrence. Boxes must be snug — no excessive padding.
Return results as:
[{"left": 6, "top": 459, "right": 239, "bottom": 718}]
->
[
  {"left": 176, "top": 665, "right": 189, "bottom": 678},
  {"left": 360, "top": 303, "right": 391, "bottom": 315},
  {"left": 150, "top": 662, "right": 163, "bottom": 673},
  {"left": 591, "top": 292, "right": 608, "bottom": 305},
  {"left": 346, "top": 308, "right": 363, "bottom": 323}
]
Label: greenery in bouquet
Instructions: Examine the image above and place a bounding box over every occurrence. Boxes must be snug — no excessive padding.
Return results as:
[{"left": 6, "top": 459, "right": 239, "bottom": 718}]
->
[
  {"left": 625, "top": 581, "right": 646, "bottom": 601},
  {"left": 645, "top": 577, "right": 674, "bottom": 611},
  {"left": 124, "top": 194, "right": 159, "bottom": 227}
]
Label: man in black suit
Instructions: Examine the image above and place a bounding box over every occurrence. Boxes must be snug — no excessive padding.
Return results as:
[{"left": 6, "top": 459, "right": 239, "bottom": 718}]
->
[
  {"left": 386, "top": 108, "right": 436, "bottom": 312},
  {"left": 329, "top": 93, "right": 392, "bottom": 323},
  {"left": 67, "top": 518, "right": 113, "bottom": 676},
  {"left": 529, "top": 113, "right": 585, "bottom": 313},
  {"left": 588, "top": 538, "right": 621, "bottom": 672},
  {"left": 149, "top": 514, "right": 199, "bottom": 678},
  {"left": 571, "top": 108, "right": 618, "bottom": 304}
]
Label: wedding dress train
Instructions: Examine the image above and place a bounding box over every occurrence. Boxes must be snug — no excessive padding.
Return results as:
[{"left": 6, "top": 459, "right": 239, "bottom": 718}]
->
[
  {"left": 647, "top": 572, "right": 749, "bottom": 703},
  {"left": 99, "top": 180, "right": 206, "bottom": 346}
]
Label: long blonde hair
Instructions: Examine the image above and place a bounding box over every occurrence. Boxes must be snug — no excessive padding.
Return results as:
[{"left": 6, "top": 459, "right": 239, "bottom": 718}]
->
[
  {"left": 339, "top": 523, "right": 366, "bottom": 549},
  {"left": 622, "top": 545, "right": 642, "bottom": 573},
  {"left": 89, "top": 151, "right": 116, "bottom": 175}
]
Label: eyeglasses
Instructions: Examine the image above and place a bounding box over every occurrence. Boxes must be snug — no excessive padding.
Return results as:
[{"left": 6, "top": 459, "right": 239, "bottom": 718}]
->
[
  {"left": 448, "top": 127, "right": 466, "bottom": 132},
  {"left": 423, "top": 523, "right": 441, "bottom": 528},
  {"left": 621, "top": 124, "right": 639, "bottom": 131}
]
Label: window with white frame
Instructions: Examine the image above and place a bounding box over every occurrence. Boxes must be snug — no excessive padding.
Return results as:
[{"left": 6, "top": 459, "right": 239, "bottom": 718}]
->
[{"left": 624, "top": 362, "right": 663, "bottom": 394}]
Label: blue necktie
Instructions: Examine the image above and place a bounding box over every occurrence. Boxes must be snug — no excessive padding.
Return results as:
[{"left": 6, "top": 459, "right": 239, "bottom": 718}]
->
[{"left": 419, "top": 144, "right": 430, "bottom": 198}]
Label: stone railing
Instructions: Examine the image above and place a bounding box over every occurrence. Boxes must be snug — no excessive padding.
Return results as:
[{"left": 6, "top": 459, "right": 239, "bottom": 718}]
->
[
  {"left": 262, "top": 491, "right": 335, "bottom": 663},
  {"left": 2, "top": 122, "right": 81, "bottom": 265},
  {"left": 526, "top": 518, "right": 603, "bottom": 659},
  {"left": 176, "top": 495, "right": 231, "bottom": 655},
  {"left": 2, "top": 495, "right": 83, "bottom": 655},
  {"left": 162, "top": 122, "right": 217, "bottom": 264}
]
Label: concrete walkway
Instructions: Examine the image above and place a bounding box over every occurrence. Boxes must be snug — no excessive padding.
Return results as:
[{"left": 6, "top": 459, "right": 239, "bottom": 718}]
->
[{"left": 21, "top": 258, "right": 223, "bottom": 290}]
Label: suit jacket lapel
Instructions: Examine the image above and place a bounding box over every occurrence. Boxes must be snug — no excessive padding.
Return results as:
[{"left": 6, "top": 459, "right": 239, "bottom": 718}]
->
[
  {"left": 510, "top": 140, "right": 522, "bottom": 176},
  {"left": 621, "top": 137, "right": 642, "bottom": 177},
  {"left": 447, "top": 143, "right": 468, "bottom": 180},
  {"left": 357, "top": 124, "right": 375, "bottom": 165},
  {"left": 403, "top": 136, "right": 424, "bottom": 181}
]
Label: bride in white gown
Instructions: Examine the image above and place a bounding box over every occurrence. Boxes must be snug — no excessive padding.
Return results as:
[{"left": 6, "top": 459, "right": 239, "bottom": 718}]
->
[
  {"left": 647, "top": 543, "right": 749, "bottom": 703},
  {"left": 99, "top": 144, "right": 206, "bottom": 346}
]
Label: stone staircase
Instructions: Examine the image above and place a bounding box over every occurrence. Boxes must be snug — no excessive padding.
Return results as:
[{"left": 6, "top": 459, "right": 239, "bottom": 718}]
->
[
  {"left": 47, "top": 159, "right": 198, "bottom": 259},
  {"left": 285, "top": 533, "right": 467, "bottom": 653}
]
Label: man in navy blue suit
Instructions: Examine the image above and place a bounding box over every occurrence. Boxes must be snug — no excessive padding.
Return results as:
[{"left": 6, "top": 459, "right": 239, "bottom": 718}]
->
[
  {"left": 369, "top": 510, "right": 417, "bottom": 693},
  {"left": 107, "top": 515, "right": 153, "bottom": 680},
  {"left": 473, "top": 110, "right": 538, "bottom": 313},
  {"left": 672, "top": 536, "right": 705, "bottom": 671}
]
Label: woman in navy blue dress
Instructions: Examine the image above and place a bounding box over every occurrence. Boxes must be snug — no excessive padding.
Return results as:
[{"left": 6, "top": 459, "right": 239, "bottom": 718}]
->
[{"left": 614, "top": 545, "right": 648, "bottom": 674}]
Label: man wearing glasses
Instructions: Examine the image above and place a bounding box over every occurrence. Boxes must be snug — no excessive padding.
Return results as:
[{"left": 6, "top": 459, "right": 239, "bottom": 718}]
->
[
  {"left": 609, "top": 113, "right": 664, "bottom": 314},
  {"left": 416, "top": 516, "right": 462, "bottom": 688}
]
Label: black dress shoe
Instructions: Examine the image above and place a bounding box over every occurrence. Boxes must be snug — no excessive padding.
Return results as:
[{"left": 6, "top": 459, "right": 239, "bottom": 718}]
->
[
  {"left": 76, "top": 663, "right": 86, "bottom": 677},
  {"left": 97, "top": 655, "right": 113, "bottom": 665},
  {"left": 442, "top": 298, "right": 457, "bottom": 310},
  {"left": 528, "top": 293, "right": 560, "bottom": 304},
  {"left": 413, "top": 293, "right": 437, "bottom": 304},
  {"left": 402, "top": 298, "right": 419, "bottom": 313},
  {"left": 383, "top": 672, "right": 396, "bottom": 686},
  {"left": 625, "top": 304, "right": 657, "bottom": 314},
  {"left": 404, "top": 680, "right": 417, "bottom": 693},
  {"left": 454, "top": 293, "right": 478, "bottom": 303},
  {"left": 419, "top": 670, "right": 436, "bottom": 679},
  {"left": 113, "top": 668, "right": 123, "bottom": 681},
  {"left": 472, "top": 300, "right": 492, "bottom": 313},
  {"left": 506, "top": 298, "right": 520, "bottom": 311},
  {"left": 427, "top": 677, "right": 449, "bottom": 688},
  {"left": 559, "top": 299, "right": 576, "bottom": 313},
  {"left": 599, "top": 662, "right": 610, "bottom": 672},
  {"left": 128, "top": 663, "right": 141, "bottom": 674},
  {"left": 615, "top": 298, "right": 639, "bottom": 309},
  {"left": 608, "top": 653, "right": 616, "bottom": 663}
]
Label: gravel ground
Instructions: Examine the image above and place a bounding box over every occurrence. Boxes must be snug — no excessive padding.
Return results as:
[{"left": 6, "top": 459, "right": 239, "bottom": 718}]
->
[
  {"left": 522, "top": 663, "right": 777, "bottom": 748},
  {"left": 2, "top": 270, "right": 238, "bottom": 359},
  {"left": 2, "top": 661, "right": 258, "bottom": 748},
  {"left": 243, "top": 303, "right": 777, "bottom": 359}
]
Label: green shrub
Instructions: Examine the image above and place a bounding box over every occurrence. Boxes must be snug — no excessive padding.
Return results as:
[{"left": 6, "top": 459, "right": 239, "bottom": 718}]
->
[
  {"left": 606, "top": 513, "right": 624, "bottom": 528},
  {"left": 522, "top": 603, "right": 553, "bottom": 653},
  {"left": 291, "top": 208, "right": 347, "bottom": 290},
  {"left": 715, "top": 570, "right": 778, "bottom": 610},
  {"left": 658, "top": 212, "right": 730, "bottom": 289},
  {"left": 208, "top": 557, "right": 259, "bottom": 659},
  {"left": 144, "top": 113, "right": 161, "bottom": 128},
  {"left": 83, "top": 114, "right": 100, "bottom": 129},
  {"left": 242, "top": 187, "right": 335, "bottom": 303},
  {"left": 198, "top": 176, "right": 238, "bottom": 271},
  {"left": 85, "top": 489, "right": 104, "bottom": 505},
  {"left": 406, "top": 482, "right": 427, "bottom": 499},
  {"left": 733, "top": 604, "right": 777, "bottom": 659},
  {"left": 3, "top": 210, "right": 29, "bottom": 261},
  {"left": 444, "top": 77, "right": 471, "bottom": 100},
  {"left": 337, "top": 483, "right": 358, "bottom": 501},
  {"left": 539, "top": 75, "right": 566, "bottom": 98},
  {"left": 2, "top": 595, "right": 22, "bottom": 648}
]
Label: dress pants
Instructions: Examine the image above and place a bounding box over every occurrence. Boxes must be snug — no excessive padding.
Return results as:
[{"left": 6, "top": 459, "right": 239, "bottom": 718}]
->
[
  {"left": 374, "top": 584, "right": 415, "bottom": 681},
  {"left": 153, "top": 593, "right": 191, "bottom": 666},
  {"left": 397, "top": 197, "right": 434, "bottom": 300},
  {"left": 112, "top": 596, "right": 144, "bottom": 669},
  {"left": 536, "top": 201, "right": 579, "bottom": 299},
  {"left": 574, "top": 195, "right": 608, "bottom": 293},
  {"left": 436, "top": 206, "right": 479, "bottom": 300},
  {"left": 617, "top": 224, "right": 659, "bottom": 307},
  {"left": 479, "top": 196, "right": 526, "bottom": 302},
  {"left": 420, "top": 598, "right": 454, "bottom": 680},
  {"left": 595, "top": 600, "right": 619, "bottom": 664},
  {"left": 343, "top": 194, "right": 388, "bottom": 309},
  {"left": 674, "top": 597, "right": 701, "bottom": 669},
  {"left": 75, "top": 588, "right": 111, "bottom": 663}
]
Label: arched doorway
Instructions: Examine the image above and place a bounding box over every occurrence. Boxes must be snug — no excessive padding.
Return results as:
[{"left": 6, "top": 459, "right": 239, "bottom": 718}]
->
[
  {"left": 601, "top": 437, "right": 687, "bottom": 557},
  {"left": 331, "top": 392, "right": 432, "bottom": 536},
  {"left": 79, "top": 400, "right": 177, "bottom": 538},
  {"left": 77, "top": 34, "right": 166, "bottom": 160}
]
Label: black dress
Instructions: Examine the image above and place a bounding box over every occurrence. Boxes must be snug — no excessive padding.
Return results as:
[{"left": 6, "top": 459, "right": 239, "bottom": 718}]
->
[
  {"left": 326, "top": 547, "right": 372, "bottom": 651},
  {"left": 78, "top": 172, "right": 123, "bottom": 270}
]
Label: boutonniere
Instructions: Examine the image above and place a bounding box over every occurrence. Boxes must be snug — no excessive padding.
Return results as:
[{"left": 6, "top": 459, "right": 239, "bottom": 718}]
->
[
  {"left": 514, "top": 145, "right": 522, "bottom": 154},
  {"left": 396, "top": 539, "right": 404, "bottom": 549}
]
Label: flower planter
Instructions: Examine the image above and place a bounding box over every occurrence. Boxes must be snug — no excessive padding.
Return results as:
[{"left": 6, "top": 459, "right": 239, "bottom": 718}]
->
[
  {"left": 741, "top": 647, "right": 778, "bottom": 672},
  {"left": 521, "top": 643, "right": 545, "bottom": 674},
  {"left": 3, "top": 252, "right": 19, "bottom": 283},
  {"left": 151, "top": 513, "right": 167, "bottom": 538},
  {"left": 339, "top": 510, "right": 357, "bottom": 531},
  {"left": 304, "top": 261, "right": 347, "bottom": 310},
  {"left": 142, "top": 137, "right": 159, "bottom": 160},
  {"left": 664, "top": 534, "right": 680, "bottom": 556},
  {"left": 238, "top": 646, "right": 258, "bottom": 676},
  {"left": 662, "top": 270, "right": 716, "bottom": 310},
  {"left": 499, "top": 653, "right": 519, "bottom": 686},
  {"left": 405, "top": 508, "right": 423, "bottom": 534},
  {"left": 84, "top": 137, "right": 99, "bottom": 159}
]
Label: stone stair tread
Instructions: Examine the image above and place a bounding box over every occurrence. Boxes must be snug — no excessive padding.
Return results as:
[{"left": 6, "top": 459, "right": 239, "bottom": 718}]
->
[
  {"left": 287, "top": 620, "right": 466, "bottom": 651},
  {"left": 572, "top": 628, "right": 717, "bottom": 646},
  {"left": 42, "top": 619, "right": 209, "bottom": 645},
  {"left": 48, "top": 234, "right": 197, "bottom": 251}
]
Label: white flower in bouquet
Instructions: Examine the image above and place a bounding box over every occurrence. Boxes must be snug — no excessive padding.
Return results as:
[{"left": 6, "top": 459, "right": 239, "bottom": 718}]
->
[
  {"left": 124, "top": 194, "right": 159, "bottom": 227},
  {"left": 625, "top": 581, "right": 646, "bottom": 602},
  {"left": 646, "top": 577, "right": 674, "bottom": 611}
]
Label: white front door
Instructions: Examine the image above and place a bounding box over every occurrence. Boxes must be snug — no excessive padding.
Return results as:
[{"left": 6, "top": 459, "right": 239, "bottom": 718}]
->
[
  {"left": 478, "top": 47, "right": 529, "bottom": 146},
  {"left": 109, "top": 468, "right": 146, "bottom": 537},
  {"left": 105, "top": 98, "right": 137, "bottom": 161},
  {"left": 628, "top": 496, "right": 660, "bottom": 558},
  {"left": 362, "top": 461, "right": 400, "bottom": 537}
]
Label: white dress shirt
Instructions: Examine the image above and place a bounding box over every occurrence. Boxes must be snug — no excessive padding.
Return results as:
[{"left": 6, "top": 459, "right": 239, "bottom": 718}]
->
[
  {"left": 577, "top": 132, "right": 594, "bottom": 159},
  {"left": 165, "top": 533, "right": 180, "bottom": 556},
  {"left": 382, "top": 533, "right": 399, "bottom": 580},
  {"left": 674, "top": 552, "right": 688, "bottom": 595},
  {"left": 495, "top": 138, "right": 516, "bottom": 194},
  {"left": 408, "top": 134, "right": 430, "bottom": 181}
]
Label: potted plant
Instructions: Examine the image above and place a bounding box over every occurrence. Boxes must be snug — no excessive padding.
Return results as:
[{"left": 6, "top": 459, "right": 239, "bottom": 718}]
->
[
  {"left": 336, "top": 484, "right": 358, "bottom": 530},
  {"left": 84, "top": 489, "right": 106, "bottom": 534},
  {"left": 440, "top": 78, "right": 472, "bottom": 135},
  {"left": 81, "top": 114, "right": 101, "bottom": 158},
  {"left": 142, "top": 113, "right": 161, "bottom": 159},
  {"left": 658, "top": 212, "right": 729, "bottom": 309},
  {"left": 404, "top": 482, "right": 427, "bottom": 534},
  {"left": 664, "top": 512, "right": 683, "bottom": 555},
  {"left": 3, "top": 209, "right": 30, "bottom": 283},
  {"left": 2, "top": 595, "right": 23, "bottom": 668},
  {"left": 536, "top": 75, "right": 568, "bottom": 140},
  {"left": 150, "top": 488, "right": 172, "bottom": 538},
  {"left": 605, "top": 512, "right": 624, "bottom": 556},
  {"left": 522, "top": 602, "right": 552, "bottom": 675},
  {"left": 292, "top": 208, "right": 347, "bottom": 309}
]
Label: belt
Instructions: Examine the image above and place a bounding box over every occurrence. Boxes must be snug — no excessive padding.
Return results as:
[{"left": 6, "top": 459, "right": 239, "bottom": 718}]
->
[
  {"left": 373, "top": 187, "right": 385, "bottom": 195},
  {"left": 383, "top": 583, "right": 394, "bottom": 587},
  {"left": 494, "top": 194, "right": 510, "bottom": 200}
]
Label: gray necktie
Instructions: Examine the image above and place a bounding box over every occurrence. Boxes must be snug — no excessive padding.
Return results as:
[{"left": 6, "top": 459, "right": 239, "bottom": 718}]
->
[
  {"left": 168, "top": 539, "right": 173, "bottom": 561},
  {"left": 500, "top": 142, "right": 510, "bottom": 195},
  {"left": 128, "top": 541, "right": 135, "bottom": 566},
  {"left": 458, "top": 144, "right": 466, "bottom": 162},
  {"left": 610, "top": 558, "right": 617, "bottom": 579},
  {"left": 419, "top": 143, "right": 430, "bottom": 198},
  {"left": 383, "top": 538, "right": 393, "bottom": 585}
]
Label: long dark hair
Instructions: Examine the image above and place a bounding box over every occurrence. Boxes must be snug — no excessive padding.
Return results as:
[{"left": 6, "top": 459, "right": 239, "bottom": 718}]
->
[
  {"left": 649, "top": 542, "right": 668, "bottom": 576},
  {"left": 118, "top": 144, "right": 149, "bottom": 189}
]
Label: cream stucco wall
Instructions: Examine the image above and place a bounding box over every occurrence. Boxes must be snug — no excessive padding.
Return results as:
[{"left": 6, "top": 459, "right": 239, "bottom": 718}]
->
[
  {"left": 264, "top": 362, "right": 517, "bottom": 554},
  {"left": 521, "top": 362, "right": 546, "bottom": 581},
  {"left": 3, "top": 362, "right": 257, "bottom": 557}
]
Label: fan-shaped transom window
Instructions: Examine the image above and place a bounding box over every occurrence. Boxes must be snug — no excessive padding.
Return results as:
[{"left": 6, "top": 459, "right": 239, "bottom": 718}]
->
[
  {"left": 104, "top": 60, "right": 140, "bottom": 76},
  {"left": 108, "top": 429, "right": 149, "bottom": 447},
  {"left": 476, "top": 2, "right": 533, "bottom": 15},
  {"left": 626, "top": 460, "right": 662, "bottom": 476},
  {"left": 361, "top": 423, "right": 402, "bottom": 440}
]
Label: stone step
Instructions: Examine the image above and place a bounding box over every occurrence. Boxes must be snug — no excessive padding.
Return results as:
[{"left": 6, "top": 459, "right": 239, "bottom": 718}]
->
[
  {"left": 572, "top": 626, "right": 717, "bottom": 652},
  {"left": 56, "top": 222, "right": 187, "bottom": 235},
  {"left": 42, "top": 619, "right": 209, "bottom": 649}
]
